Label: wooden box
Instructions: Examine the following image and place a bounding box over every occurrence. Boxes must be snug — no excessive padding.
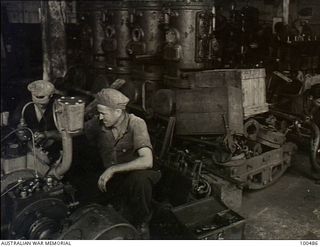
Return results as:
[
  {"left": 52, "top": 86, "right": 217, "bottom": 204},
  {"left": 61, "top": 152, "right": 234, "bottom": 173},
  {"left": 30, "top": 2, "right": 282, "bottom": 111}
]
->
[
  {"left": 194, "top": 69, "right": 269, "bottom": 118},
  {"left": 175, "top": 87, "right": 244, "bottom": 135}
]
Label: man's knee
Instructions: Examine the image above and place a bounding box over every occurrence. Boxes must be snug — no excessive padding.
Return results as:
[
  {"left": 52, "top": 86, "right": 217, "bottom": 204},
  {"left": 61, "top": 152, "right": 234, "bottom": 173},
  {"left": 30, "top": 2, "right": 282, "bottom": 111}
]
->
[{"left": 125, "top": 170, "right": 161, "bottom": 191}]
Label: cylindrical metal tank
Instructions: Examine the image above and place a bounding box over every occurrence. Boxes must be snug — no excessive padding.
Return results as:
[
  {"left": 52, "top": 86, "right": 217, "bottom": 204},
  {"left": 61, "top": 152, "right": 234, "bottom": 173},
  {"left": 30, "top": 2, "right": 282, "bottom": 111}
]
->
[
  {"left": 162, "top": 0, "right": 214, "bottom": 77},
  {"left": 100, "top": 1, "right": 131, "bottom": 70},
  {"left": 123, "top": 0, "right": 167, "bottom": 109},
  {"left": 60, "top": 204, "right": 140, "bottom": 240},
  {"left": 79, "top": 1, "right": 132, "bottom": 94},
  {"left": 92, "top": 10, "right": 106, "bottom": 68},
  {"left": 126, "top": 0, "right": 164, "bottom": 57}
]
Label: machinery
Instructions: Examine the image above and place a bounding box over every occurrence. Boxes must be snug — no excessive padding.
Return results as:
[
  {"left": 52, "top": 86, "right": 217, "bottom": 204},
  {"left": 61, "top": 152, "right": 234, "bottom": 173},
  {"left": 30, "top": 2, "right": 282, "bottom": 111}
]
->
[
  {"left": 73, "top": 0, "right": 302, "bottom": 211},
  {"left": 1, "top": 96, "right": 84, "bottom": 239},
  {"left": 267, "top": 71, "right": 320, "bottom": 178},
  {"left": 3, "top": 0, "right": 319, "bottom": 240},
  {"left": 267, "top": 16, "right": 320, "bottom": 178},
  {"left": 1, "top": 96, "right": 139, "bottom": 240}
]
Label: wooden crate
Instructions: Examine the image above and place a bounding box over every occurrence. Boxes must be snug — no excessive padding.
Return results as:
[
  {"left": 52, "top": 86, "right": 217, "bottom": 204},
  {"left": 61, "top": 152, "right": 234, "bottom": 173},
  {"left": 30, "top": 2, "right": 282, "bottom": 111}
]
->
[
  {"left": 193, "top": 69, "right": 269, "bottom": 118},
  {"left": 240, "top": 69, "right": 269, "bottom": 118},
  {"left": 175, "top": 87, "right": 244, "bottom": 135}
]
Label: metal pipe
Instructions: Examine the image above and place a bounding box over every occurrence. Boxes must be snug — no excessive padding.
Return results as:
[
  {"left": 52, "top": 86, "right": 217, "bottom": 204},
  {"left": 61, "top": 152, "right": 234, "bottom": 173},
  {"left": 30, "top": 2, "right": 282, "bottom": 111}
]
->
[
  {"left": 49, "top": 130, "right": 72, "bottom": 179},
  {"left": 20, "top": 102, "right": 34, "bottom": 126}
]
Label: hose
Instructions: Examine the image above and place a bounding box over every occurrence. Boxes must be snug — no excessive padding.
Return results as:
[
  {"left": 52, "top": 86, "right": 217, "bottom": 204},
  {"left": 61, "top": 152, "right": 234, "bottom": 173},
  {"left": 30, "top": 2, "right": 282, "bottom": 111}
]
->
[
  {"left": 50, "top": 102, "right": 73, "bottom": 179},
  {"left": 20, "top": 102, "right": 34, "bottom": 125},
  {"left": 49, "top": 130, "right": 72, "bottom": 180}
]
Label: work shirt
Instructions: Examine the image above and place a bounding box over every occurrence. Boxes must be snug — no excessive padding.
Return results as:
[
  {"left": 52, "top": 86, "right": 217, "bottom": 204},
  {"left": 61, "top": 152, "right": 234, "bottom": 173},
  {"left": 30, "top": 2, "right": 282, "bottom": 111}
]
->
[
  {"left": 10, "top": 95, "right": 58, "bottom": 132},
  {"left": 9, "top": 95, "right": 61, "bottom": 162},
  {"left": 84, "top": 112, "right": 153, "bottom": 169}
]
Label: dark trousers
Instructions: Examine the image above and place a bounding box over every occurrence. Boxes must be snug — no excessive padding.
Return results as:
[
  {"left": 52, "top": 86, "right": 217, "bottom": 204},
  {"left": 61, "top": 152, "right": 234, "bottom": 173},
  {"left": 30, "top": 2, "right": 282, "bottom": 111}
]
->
[{"left": 107, "top": 169, "right": 161, "bottom": 226}]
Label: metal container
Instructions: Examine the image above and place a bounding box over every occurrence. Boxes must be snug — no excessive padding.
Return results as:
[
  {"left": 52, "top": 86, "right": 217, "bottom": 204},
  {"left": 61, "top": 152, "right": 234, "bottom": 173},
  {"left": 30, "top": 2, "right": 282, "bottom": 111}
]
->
[
  {"left": 162, "top": 0, "right": 214, "bottom": 77},
  {"left": 126, "top": 0, "right": 165, "bottom": 80},
  {"left": 60, "top": 204, "right": 139, "bottom": 240},
  {"left": 126, "top": 0, "right": 165, "bottom": 57},
  {"left": 92, "top": 10, "right": 106, "bottom": 68},
  {"left": 153, "top": 197, "right": 245, "bottom": 240},
  {"left": 100, "top": 1, "right": 131, "bottom": 70},
  {"left": 54, "top": 97, "right": 85, "bottom": 134}
]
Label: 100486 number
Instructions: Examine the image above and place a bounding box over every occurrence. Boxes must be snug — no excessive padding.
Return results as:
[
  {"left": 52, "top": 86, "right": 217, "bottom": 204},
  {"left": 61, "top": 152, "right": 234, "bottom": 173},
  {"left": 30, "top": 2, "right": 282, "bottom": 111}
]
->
[{"left": 300, "top": 241, "right": 319, "bottom": 246}]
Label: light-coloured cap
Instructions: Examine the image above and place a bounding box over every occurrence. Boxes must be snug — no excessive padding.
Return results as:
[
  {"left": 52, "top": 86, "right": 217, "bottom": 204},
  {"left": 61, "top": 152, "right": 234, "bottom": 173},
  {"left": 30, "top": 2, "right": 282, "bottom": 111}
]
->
[
  {"left": 27, "top": 80, "right": 55, "bottom": 97},
  {"left": 96, "top": 88, "right": 129, "bottom": 109}
]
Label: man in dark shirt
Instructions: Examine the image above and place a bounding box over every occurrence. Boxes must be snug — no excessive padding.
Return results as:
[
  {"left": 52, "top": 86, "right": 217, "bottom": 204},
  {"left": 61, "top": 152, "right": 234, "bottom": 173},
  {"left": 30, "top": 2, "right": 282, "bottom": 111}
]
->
[
  {"left": 84, "top": 88, "right": 161, "bottom": 236},
  {"left": 10, "top": 80, "right": 61, "bottom": 162}
]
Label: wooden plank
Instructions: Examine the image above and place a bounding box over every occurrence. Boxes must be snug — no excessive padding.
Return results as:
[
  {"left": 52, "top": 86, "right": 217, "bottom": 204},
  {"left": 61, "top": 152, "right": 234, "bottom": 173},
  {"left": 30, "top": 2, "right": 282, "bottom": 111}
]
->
[
  {"left": 240, "top": 68, "right": 266, "bottom": 80},
  {"left": 241, "top": 68, "right": 268, "bottom": 117},
  {"left": 244, "top": 104, "right": 269, "bottom": 118}
]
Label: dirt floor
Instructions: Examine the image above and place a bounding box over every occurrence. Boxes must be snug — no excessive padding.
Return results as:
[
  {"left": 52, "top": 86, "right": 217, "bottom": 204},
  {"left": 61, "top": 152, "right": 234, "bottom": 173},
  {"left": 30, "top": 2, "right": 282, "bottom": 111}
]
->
[{"left": 241, "top": 150, "right": 320, "bottom": 240}]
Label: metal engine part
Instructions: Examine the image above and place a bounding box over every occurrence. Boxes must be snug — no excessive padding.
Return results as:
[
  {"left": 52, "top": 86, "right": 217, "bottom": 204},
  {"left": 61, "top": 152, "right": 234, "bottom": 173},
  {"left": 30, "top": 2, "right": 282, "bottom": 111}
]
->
[
  {"left": 256, "top": 126, "right": 286, "bottom": 149},
  {"left": 214, "top": 142, "right": 297, "bottom": 189},
  {"left": 1, "top": 176, "right": 77, "bottom": 240},
  {"left": 60, "top": 204, "right": 139, "bottom": 240},
  {"left": 162, "top": 0, "right": 215, "bottom": 75}
]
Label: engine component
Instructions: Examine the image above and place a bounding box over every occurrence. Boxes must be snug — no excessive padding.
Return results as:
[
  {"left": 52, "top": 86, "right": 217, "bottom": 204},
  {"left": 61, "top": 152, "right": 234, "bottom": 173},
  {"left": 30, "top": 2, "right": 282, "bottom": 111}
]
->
[
  {"left": 126, "top": 0, "right": 164, "bottom": 59},
  {"left": 215, "top": 142, "right": 296, "bottom": 189},
  {"left": 100, "top": 1, "right": 131, "bottom": 69},
  {"left": 162, "top": 0, "right": 214, "bottom": 74},
  {"left": 59, "top": 204, "right": 139, "bottom": 240},
  {"left": 202, "top": 173, "right": 242, "bottom": 211},
  {"left": 1, "top": 176, "right": 77, "bottom": 240},
  {"left": 246, "top": 141, "right": 263, "bottom": 157},
  {"left": 92, "top": 10, "right": 106, "bottom": 69},
  {"left": 243, "top": 119, "right": 260, "bottom": 141},
  {"left": 256, "top": 126, "right": 286, "bottom": 149}
]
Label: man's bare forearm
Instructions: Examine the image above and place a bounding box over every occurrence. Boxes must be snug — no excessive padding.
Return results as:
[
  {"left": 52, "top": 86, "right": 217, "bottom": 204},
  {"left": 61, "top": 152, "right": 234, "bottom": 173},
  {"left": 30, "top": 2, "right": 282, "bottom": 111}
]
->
[{"left": 110, "top": 148, "right": 153, "bottom": 174}]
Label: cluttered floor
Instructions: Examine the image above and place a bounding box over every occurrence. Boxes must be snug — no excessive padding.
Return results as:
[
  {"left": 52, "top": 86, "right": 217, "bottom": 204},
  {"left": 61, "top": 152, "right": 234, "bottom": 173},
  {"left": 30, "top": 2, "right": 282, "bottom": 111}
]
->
[
  {"left": 2, "top": 80, "right": 319, "bottom": 240},
  {"left": 241, "top": 150, "right": 320, "bottom": 240}
]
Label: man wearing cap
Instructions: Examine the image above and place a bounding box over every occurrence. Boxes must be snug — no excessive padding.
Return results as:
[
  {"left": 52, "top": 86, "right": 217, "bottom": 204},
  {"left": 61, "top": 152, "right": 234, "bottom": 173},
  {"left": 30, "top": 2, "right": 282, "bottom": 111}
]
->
[
  {"left": 10, "top": 80, "right": 61, "bottom": 160},
  {"left": 84, "top": 88, "right": 161, "bottom": 236}
]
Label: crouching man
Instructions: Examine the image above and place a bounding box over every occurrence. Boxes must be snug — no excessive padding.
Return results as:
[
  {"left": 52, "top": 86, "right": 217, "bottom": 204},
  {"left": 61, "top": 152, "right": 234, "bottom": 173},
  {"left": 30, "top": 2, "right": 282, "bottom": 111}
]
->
[{"left": 84, "top": 88, "right": 161, "bottom": 238}]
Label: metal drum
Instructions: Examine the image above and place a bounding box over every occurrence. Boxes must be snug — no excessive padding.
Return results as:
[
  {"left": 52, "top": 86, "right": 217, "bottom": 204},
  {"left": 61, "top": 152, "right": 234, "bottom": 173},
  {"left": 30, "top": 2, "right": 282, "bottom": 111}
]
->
[
  {"left": 125, "top": 0, "right": 167, "bottom": 109},
  {"left": 100, "top": 1, "right": 131, "bottom": 71},
  {"left": 162, "top": 0, "right": 214, "bottom": 79},
  {"left": 127, "top": 0, "right": 165, "bottom": 56},
  {"left": 59, "top": 204, "right": 140, "bottom": 240},
  {"left": 92, "top": 10, "right": 106, "bottom": 69}
]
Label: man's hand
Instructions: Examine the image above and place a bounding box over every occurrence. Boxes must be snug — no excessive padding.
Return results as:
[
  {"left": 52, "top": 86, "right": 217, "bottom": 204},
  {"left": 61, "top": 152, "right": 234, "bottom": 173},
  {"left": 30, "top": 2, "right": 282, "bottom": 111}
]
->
[
  {"left": 98, "top": 168, "right": 115, "bottom": 192},
  {"left": 34, "top": 131, "right": 47, "bottom": 145}
]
